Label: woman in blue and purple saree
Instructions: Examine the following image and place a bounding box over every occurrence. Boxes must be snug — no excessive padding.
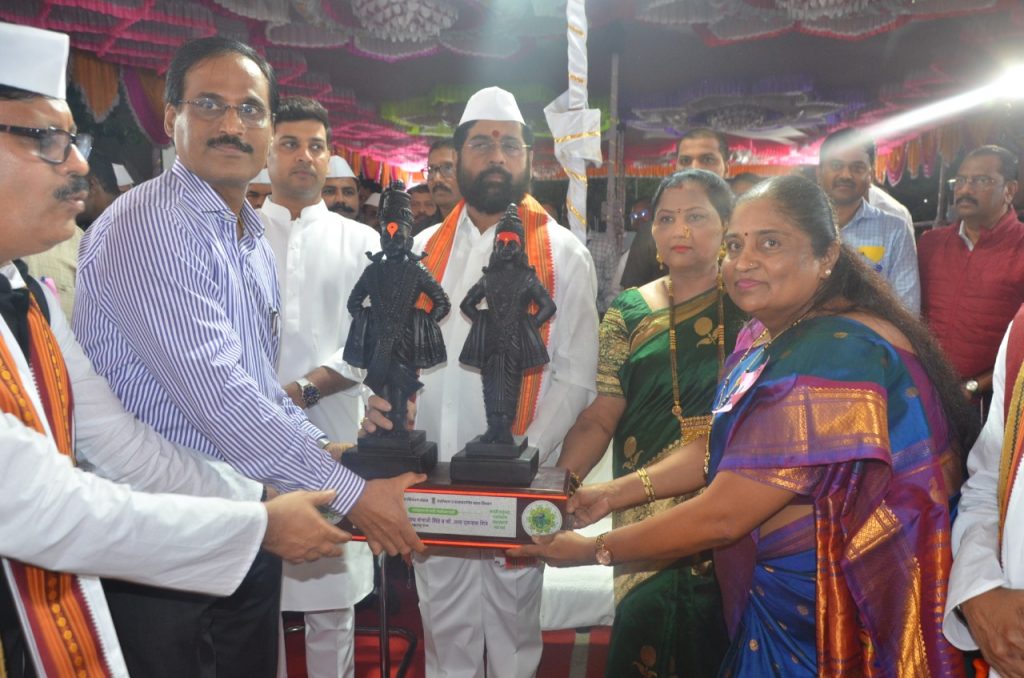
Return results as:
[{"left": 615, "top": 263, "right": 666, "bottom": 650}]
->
[
  {"left": 709, "top": 313, "right": 963, "bottom": 676},
  {"left": 511, "top": 174, "right": 979, "bottom": 678}
]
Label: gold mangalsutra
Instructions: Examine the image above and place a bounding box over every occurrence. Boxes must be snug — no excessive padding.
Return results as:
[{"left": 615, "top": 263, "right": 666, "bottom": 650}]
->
[
  {"left": 664, "top": 277, "right": 726, "bottom": 440},
  {"left": 703, "top": 310, "right": 814, "bottom": 482}
]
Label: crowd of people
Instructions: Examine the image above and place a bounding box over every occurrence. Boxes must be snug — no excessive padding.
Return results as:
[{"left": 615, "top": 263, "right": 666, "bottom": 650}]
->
[{"left": 4, "top": 16, "right": 1024, "bottom": 678}]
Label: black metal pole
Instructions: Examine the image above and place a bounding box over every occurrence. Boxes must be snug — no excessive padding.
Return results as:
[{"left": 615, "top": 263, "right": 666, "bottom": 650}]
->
[{"left": 378, "top": 552, "right": 391, "bottom": 676}]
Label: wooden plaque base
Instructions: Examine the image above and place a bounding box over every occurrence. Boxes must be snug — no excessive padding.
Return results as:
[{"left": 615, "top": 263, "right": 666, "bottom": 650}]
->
[
  {"left": 340, "top": 429, "right": 437, "bottom": 480},
  {"left": 342, "top": 462, "right": 571, "bottom": 548}
]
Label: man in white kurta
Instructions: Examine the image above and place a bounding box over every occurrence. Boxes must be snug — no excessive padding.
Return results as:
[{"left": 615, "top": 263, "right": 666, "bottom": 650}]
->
[
  {"left": 944, "top": 312, "right": 1024, "bottom": 676},
  {"left": 410, "top": 87, "right": 598, "bottom": 678},
  {"left": 261, "top": 98, "right": 378, "bottom": 678}
]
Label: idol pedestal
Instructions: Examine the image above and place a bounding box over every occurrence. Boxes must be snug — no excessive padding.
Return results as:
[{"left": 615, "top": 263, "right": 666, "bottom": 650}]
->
[
  {"left": 340, "top": 429, "right": 437, "bottom": 479},
  {"left": 449, "top": 435, "right": 539, "bottom": 485},
  {"left": 337, "top": 429, "right": 437, "bottom": 678}
]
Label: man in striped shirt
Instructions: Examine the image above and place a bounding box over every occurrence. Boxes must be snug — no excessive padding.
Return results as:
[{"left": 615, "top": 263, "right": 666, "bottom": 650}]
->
[{"left": 73, "top": 36, "right": 423, "bottom": 678}]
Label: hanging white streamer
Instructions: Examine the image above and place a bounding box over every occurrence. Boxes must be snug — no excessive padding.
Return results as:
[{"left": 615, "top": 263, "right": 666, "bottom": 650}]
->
[{"left": 543, "top": 0, "right": 602, "bottom": 244}]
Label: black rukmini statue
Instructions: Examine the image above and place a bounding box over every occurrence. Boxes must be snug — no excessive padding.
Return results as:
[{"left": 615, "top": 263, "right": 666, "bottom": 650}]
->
[
  {"left": 459, "top": 203, "right": 556, "bottom": 445},
  {"left": 344, "top": 180, "right": 450, "bottom": 439}
]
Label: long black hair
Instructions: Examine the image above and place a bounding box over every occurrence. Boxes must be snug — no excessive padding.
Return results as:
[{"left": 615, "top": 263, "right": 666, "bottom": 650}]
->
[{"left": 738, "top": 174, "right": 979, "bottom": 458}]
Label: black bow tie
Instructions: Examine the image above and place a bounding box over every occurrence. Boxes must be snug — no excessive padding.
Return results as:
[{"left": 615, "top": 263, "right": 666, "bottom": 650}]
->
[{"left": 0, "top": 262, "right": 33, "bottom": 359}]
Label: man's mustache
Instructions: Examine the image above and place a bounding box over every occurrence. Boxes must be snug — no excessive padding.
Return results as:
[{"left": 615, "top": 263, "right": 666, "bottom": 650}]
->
[
  {"left": 832, "top": 179, "right": 856, "bottom": 189},
  {"left": 956, "top": 197, "right": 978, "bottom": 206},
  {"left": 208, "top": 135, "right": 253, "bottom": 153},
  {"left": 330, "top": 203, "right": 357, "bottom": 216},
  {"left": 431, "top": 184, "right": 452, "bottom": 195},
  {"left": 54, "top": 175, "right": 89, "bottom": 201},
  {"left": 479, "top": 167, "right": 512, "bottom": 185}
]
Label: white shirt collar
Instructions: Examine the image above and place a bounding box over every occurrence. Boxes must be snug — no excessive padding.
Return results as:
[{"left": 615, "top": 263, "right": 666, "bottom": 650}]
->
[
  {"left": 956, "top": 221, "right": 975, "bottom": 251},
  {"left": 1, "top": 262, "right": 26, "bottom": 290},
  {"left": 260, "top": 197, "right": 329, "bottom": 225}
]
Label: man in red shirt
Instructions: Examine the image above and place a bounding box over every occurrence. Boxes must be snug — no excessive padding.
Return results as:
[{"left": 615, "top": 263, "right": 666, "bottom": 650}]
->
[{"left": 919, "top": 144, "right": 1024, "bottom": 405}]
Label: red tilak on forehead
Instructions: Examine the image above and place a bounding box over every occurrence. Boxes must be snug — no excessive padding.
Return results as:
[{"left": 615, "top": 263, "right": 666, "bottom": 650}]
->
[
  {"left": 386, "top": 222, "right": 398, "bottom": 236},
  {"left": 491, "top": 130, "right": 501, "bottom": 138},
  {"left": 496, "top": 232, "right": 520, "bottom": 244}
]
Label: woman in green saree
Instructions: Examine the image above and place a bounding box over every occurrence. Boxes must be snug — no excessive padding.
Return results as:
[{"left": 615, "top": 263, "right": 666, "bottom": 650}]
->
[{"left": 557, "top": 169, "right": 746, "bottom": 677}]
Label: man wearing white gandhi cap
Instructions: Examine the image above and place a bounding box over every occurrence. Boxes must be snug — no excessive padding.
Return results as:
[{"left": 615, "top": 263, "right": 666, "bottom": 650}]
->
[
  {"left": 0, "top": 21, "right": 349, "bottom": 678},
  {"left": 363, "top": 85, "right": 599, "bottom": 677},
  {"left": 246, "top": 167, "right": 273, "bottom": 209},
  {"left": 322, "top": 154, "right": 361, "bottom": 218}
]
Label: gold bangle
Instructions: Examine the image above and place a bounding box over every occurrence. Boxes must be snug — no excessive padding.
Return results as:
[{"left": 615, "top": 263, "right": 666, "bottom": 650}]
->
[{"left": 636, "top": 467, "right": 657, "bottom": 504}]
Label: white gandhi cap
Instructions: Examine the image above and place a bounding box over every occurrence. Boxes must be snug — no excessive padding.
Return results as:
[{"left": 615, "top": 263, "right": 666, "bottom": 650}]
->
[
  {"left": 459, "top": 86, "right": 525, "bottom": 126},
  {"left": 0, "top": 22, "right": 69, "bottom": 99},
  {"left": 249, "top": 168, "right": 271, "bottom": 185},
  {"left": 112, "top": 163, "right": 135, "bottom": 187},
  {"left": 327, "top": 155, "right": 356, "bottom": 179}
]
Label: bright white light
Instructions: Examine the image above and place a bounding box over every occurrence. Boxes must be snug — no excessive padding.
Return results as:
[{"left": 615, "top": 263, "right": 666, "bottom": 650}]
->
[
  {"left": 991, "top": 63, "right": 1024, "bottom": 95},
  {"left": 862, "top": 62, "right": 1024, "bottom": 142}
]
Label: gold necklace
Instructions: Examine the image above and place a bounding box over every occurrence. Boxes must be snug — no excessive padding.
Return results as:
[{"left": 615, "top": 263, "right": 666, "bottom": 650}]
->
[
  {"left": 703, "top": 310, "right": 814, "bottom": 481},
  {"left": 664, "top": 277, "right": 725, "bottom": 439}
]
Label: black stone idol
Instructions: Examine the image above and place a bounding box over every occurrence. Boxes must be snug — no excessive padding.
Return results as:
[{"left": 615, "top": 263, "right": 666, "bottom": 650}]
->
[
  {"left": 451, "top": 203, "right": 556, "bottom": 485},
  {"left": 342, "top": 180, "right": 450, "bottom": 478}
]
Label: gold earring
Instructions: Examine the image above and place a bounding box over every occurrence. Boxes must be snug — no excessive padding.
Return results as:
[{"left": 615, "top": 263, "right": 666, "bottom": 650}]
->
[
  {"left": 825, "top": 269, "right": 832, "bottom": 276},
  {"left": 656, "top": 252, "right": 664, "bottom": 267}
]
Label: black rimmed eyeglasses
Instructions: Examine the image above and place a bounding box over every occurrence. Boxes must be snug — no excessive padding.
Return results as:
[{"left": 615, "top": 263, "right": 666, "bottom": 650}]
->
[{"left": 0, "top": 124, "right": 92, "bottom": 164}]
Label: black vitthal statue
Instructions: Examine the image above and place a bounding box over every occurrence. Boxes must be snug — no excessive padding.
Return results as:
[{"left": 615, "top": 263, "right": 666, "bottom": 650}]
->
[
  {"left": 459, "top": 203, "right": 556, "bottom": 448},
  {"left": 342, "top": 181, "right": 450, "bottom": 475}
]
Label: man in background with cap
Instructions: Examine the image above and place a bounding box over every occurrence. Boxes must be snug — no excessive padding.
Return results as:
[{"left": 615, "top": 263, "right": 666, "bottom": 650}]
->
[
  {"left": 260, "top": 95, "right": 379, "bottom": 678},
  {"left": 0, "top": 21, "right": 352, "bottom": 677},
  {"left": 322, "top": 154, "right": 361, "bottom": 219},
  {"left": 361, "top": 191, "right": 381, "bottom": 229},
  {"left": 73, "top": 35, "right": 424, "bottom": 677},
  {"left": 247, "top": 167, "right": 273, "bottom": 208},
  {"left": 366, "top": 85, "right": 599, "bottom": 678}
]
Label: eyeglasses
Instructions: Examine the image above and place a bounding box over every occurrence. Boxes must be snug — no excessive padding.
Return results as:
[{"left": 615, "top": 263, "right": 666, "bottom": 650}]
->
[
  {"left": 424, "top": 162, "right": 455, "bottom": 178},
  {"left": 629, "top": 208, "right": 650, "bottom": 222},
  {"left": 0, "top": 124, "right": 92, "bottom": 164},
  {"left": 953, "top": 175, "right": 1000, "bottom": 189},
  {"left": 825, "top": 159, "right": 871, "bottom": 177},
  {"left": 175, "top": 97, "right": 269, "bottom": 128},
  {"left": 465, "top": 138, "right": 530, "bottom": 158}
]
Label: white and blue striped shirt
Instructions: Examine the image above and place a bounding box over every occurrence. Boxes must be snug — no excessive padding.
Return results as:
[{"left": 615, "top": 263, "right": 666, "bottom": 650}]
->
[
  {"left": 74, "top": 160, "right": 365, "bottom": 513},
  {"left": 840, "top": 199, "right": 921, "bottom": 315}
]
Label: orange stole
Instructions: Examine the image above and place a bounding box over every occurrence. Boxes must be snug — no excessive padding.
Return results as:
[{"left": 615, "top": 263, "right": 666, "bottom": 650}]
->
[
  {"left": 417, "top": 197, "right": 556, "bottom": 435},
  {"left": 0, "top": 298, "right": 111, "bottom": 677}
]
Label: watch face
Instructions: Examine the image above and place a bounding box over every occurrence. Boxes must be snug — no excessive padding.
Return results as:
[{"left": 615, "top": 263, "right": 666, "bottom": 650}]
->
[{"left": 301, "top": 384, "right": 320, "bottom": 405}]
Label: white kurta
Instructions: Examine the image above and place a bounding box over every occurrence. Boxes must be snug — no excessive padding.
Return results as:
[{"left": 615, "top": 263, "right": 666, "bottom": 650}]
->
[
  {"left": 411, "top": 209, "right": 598, "bottom": 678},
  {"left": 0, "top": 265, "right": 269, "bottom": 677},
  {"left": 261, "top": 198, "right": 375, "bottom": 612},
  {"left": 945, "top": 323, "right": 1021, "bottom": 667}
]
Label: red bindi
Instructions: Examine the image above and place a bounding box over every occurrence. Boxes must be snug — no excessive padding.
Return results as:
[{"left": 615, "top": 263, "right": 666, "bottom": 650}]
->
[{"left": 491, "top": 130, "right": 501, "bottom": 138}]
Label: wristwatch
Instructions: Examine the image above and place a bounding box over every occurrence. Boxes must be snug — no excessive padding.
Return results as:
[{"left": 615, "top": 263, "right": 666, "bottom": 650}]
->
[
  {"left": 964, "top": 379, "right": 980, "bottom": 394},
  {"left": 595, "top": 532, "right": 613, "bottom": 566},
  {"left": 296, "top": 377, "right": 321, "bottom": 407}
]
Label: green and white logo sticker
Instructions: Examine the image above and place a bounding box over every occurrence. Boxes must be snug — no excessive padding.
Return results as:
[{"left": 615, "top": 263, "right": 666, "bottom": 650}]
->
[{"left": 521, "top": 500, "right": 562, "bottom": 536}]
